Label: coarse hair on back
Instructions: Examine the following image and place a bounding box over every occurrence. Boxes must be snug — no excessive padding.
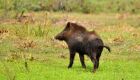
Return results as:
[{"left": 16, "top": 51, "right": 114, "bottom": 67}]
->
[{"left": 67, "top": 22, "right": 87, "bottom": 32}]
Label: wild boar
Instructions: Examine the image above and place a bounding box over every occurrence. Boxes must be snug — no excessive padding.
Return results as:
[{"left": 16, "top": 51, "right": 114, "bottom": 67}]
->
[{"left": 55, "top": 22, "right": 110, "bottom": 72}]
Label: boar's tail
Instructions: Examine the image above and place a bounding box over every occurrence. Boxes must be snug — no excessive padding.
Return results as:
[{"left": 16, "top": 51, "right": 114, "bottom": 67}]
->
[{"left": 103, "top": 45, "right": 111, "bottom": 52}]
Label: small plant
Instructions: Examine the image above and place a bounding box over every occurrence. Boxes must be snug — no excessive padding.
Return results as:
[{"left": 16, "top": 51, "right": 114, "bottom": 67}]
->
[{"left": 34, "top": 25, "right": 45, "bottom": 37}]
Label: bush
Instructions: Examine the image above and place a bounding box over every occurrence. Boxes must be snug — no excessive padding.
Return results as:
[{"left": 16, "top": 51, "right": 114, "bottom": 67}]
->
[{"left": 0, "top": 0, "right": 139, "bottom": 15}]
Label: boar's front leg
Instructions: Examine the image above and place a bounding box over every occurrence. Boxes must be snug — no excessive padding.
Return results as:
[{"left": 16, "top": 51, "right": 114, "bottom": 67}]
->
[
  {"left": 79, "top": 54, "right": 86, "bottom": 68},
  {"left": 68, "top": 50, "right": 76, "bottom": 68}
]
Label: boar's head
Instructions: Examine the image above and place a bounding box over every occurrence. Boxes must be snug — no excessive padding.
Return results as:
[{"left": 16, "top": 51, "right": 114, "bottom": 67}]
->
[
  {"left": 55, "top": 22, "right": 86, "bottom": 41},
  {"left": 55, "top": 22, "right": 74, "bottom": 41}
]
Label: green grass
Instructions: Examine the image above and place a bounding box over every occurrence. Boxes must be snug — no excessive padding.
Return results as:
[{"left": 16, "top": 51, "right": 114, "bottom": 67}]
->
[
  {"left": 0, "top": 12, "right": 140, "bottom": 80},
  {"left": 0, "top": 57, "right": 140, "bottom": 80}
]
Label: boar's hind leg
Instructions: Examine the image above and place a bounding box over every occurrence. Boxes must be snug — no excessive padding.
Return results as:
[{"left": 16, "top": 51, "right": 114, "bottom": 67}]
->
[
  {"left": 68, "top": 51, "right": 76, "bottom": 68},
  {"left": 96, "top": 47, "right": 103, "bottom": 68},
  {"left": 90, "top": 52, "right": 98, "bottom": 73},
  {"left": 79, "top": 54, "right": 86, "bottom": 68}
]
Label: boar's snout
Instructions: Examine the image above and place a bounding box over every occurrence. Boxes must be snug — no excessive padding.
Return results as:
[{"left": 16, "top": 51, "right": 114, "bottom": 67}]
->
[
  {"left": 55, "top": 33, "right": 65, "bottom": 41},
  {"left": 55, "top": 35, "right": 60, "bottom": 40}
]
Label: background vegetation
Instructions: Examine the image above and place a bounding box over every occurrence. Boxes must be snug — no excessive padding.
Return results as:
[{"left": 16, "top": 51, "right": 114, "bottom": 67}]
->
[
  {"left": 0, "top": 0, "right": 140, "bottom": 19},
  {"left": 0, "top": 0, "right": 140, "bottom": 80}
]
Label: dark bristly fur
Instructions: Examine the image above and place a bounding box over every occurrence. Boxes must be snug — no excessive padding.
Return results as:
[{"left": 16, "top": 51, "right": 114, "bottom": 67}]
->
[{"left": 55, "top": 22, "right": 110, "bottom": 72}]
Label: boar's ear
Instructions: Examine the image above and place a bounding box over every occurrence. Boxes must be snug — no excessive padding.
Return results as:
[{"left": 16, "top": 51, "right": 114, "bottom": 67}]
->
[
  {"left": 66, "top": 22, "right": 71, "bottom": 28},
  {"left": 65, "top": 22, "right": 75, "bottom": 31}
]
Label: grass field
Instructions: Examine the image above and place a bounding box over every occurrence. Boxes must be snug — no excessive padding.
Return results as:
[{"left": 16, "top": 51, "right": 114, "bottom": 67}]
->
[{"left": 0, "top": 12, "right": 140, "bottom": 80}]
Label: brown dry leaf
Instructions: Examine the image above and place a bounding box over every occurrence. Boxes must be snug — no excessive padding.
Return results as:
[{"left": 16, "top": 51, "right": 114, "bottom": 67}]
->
[
  {"left": 110, "top": 36, "right": 125, "bottom": 46},
  {"left": 113, "top": 37, "right": 124, "bottom": 43}
]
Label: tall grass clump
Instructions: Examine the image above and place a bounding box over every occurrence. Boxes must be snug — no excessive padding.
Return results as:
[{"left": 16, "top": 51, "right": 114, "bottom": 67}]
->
[{"left": 34, "top": 25, "right": 45, "bottom": 37}]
